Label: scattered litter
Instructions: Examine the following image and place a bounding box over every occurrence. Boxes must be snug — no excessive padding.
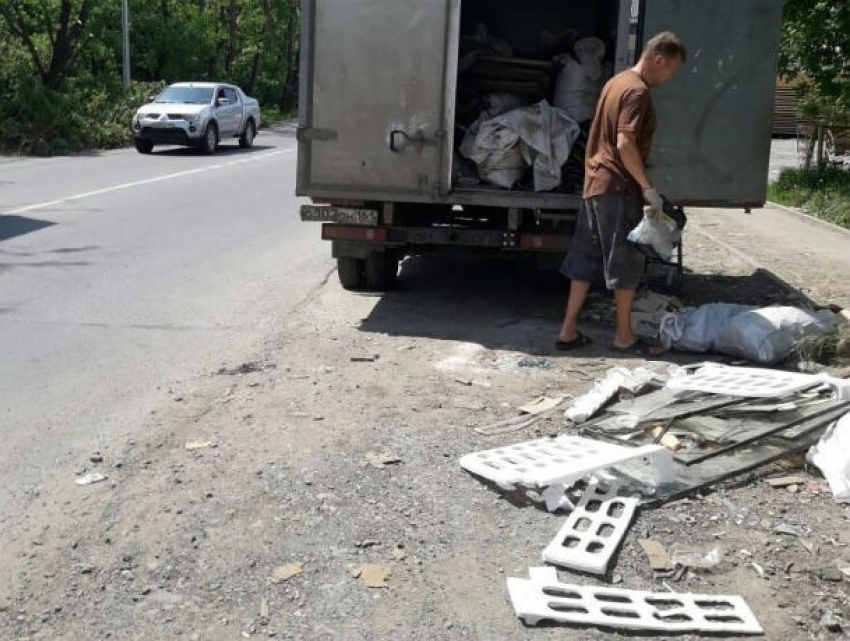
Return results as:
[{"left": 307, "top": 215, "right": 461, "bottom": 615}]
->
[
  {"left": 751, "top": 561, "right": 766, "bottom": 578},
  {"left": 459, "top": 434, "right": 676, "bottom": 492},
  {"left": 185, "top": 440, "right": 215, "bottom": 451},
  {"left": 75, "top": 473, "right": 108, "bottom": 486},
  {"left": 639, "top": 539, "right": 674, "bottom": 572},
  {"left": 766, "top": 475, "right": 808, "bottom": 488},
  {"left": 89, "top": 453, "right": 103, "bottom": 463},
  {"left": 542, "top": 479, "right": 639, "bottom": 575},
  {"left": 807, "top": 411, "right": 850, "bottom": 502},
  {"left": 217, "top": 361, "right": 268, "bottom": 375},
  {"left": 645, "top": 426, "right": 684, "bottom": 451},
  {"left": 517, "top": 356, "right": 555, "bottom": 370},
  {"left": 518, "top": 395, "right": 566, "bottom": 415},
  {"left": 260, "top": 599, "right": 269, "bottom": 620},
  {"left": 819, "top": 611, "right": 842, "bottom": 632},
  {"left": 350, "top": 354, "right": 379, "bottom": 362},
  {"left": 268, "top": 562, "right": 303, "bottom": 584},
  {"left": 358, "top": 564, "right": 392, "bottom": 588},
  {"left": 391, "top": 545, "right": 407, "bottom": 562},
  {"left": 508, "top": 566, "right": 762, "bottom": 634},
  {"left": 474, "top": 413, "right": 538, "bottom": 436},
  {"left": 364, "top": 451, "right": 402, "bottom": 469},
  {"left": 669, "top": 543, "right": 724, "bottom": 569}
]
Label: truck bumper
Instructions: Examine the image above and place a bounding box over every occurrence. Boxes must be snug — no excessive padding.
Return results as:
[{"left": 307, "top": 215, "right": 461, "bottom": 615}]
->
[
  {"left": 322, "top": 224, "right": 570, "bottom": 254},
  {"left": 134, "top": 124, "right": 204, "bottom": 146}
]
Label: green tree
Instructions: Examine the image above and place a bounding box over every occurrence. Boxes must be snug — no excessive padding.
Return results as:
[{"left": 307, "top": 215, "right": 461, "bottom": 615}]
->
[{"left": 779, "top": 0, "right": 850, "bottom": 121}]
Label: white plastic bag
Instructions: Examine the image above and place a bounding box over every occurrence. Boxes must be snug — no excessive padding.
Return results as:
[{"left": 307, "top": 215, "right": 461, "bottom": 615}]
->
[
  {"left": 714, "top": 306, "right": 837, "bottom": 365},
  {"left": 627, "top": 208, "right": 680, "bottom": 261},
  {"left": 553, "top": 38, "right": 609, "bottom": 124},
  {"left": 808, "top": 411, "right": 850, "bottom": 502}
]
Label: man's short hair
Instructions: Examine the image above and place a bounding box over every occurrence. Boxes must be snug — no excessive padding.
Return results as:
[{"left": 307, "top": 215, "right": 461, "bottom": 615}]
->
[{"left": 643, "top": 31, "right": 687, "bottom": 63}]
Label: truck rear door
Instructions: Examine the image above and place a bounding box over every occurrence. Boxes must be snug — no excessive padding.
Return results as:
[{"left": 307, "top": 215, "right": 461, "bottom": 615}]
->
[
  {"left": 297, "top": 0, "right": 458, "bottom": 200},
  {"left": 641, "top": 0, "right": 782, "bottom": 207}
]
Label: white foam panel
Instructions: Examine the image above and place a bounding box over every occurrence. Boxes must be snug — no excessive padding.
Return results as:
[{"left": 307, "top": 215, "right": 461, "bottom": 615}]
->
[
  {"left": 542, "top": 479, "right": 639, "bottom": 575},
  {"left": 459, "top": 435, "right": 672, "bottom": 490},
  {"left": 667, "top": 365, "right": 821, "bottom": 398},
  {"left": 508, "top": 567, "right": 763, "bottom": 635}
]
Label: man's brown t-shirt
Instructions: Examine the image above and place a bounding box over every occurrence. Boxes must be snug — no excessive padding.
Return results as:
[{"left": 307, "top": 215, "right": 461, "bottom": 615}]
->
[{"left": 583, "top": 70, "right": 656, "bottom": 198}]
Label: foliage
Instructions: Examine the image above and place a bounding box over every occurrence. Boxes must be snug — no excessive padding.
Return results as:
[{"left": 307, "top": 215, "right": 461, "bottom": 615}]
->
[
  {"left": 0, "top": 0, "right": 299, "bottom": 155},
  {"left": 767, "top": 167, "right": 850, "bottom": 229},
  {"left": 779, "top": 0, "right": 850, "bottom": 122}
]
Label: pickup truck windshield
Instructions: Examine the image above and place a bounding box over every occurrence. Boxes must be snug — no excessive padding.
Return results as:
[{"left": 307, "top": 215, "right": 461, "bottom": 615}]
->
[{"left": 156, "top": 86, "right": 214, "bottom": 104}]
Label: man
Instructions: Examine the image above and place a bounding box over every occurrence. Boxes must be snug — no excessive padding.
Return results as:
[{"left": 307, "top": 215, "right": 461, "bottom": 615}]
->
[{"left": 556, "top": 31, "right": 686, "bottom": 355}]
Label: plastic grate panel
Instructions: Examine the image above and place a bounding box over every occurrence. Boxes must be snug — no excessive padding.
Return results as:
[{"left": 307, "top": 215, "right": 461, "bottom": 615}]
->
[
  {"left": 542, "top": 479, "right": 639, "bottom": 575},
  {"left": 666, "top": 365, "right": 822, "bottom": 398},
  {"left": 460, "top": 435, "right": 673, "bottom": 490},
  {"left": 508, "top": 567, "right": 763, "bottom": 634}
]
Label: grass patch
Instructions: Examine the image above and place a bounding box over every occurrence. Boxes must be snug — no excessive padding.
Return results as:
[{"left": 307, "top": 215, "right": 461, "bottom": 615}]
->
[
  {"left": 796, "top": 322, "right": 850, "bottom": 366},
  {"left": 768, "top": 166, "right": 850, "bottom": 229}
]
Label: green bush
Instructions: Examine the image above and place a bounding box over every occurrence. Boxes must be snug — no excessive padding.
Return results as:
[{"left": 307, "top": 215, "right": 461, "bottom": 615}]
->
[
  {"left": 768, "top": 167, "right": 850, "bottom": 229},
  {"left": 0, "top": 76, "right": 164, "bottom": 156}
]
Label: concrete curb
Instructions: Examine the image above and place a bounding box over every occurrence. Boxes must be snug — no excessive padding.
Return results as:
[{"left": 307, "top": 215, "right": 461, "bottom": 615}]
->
[{"left": 765, "top": 200, "right": 850, "bottom": 237}]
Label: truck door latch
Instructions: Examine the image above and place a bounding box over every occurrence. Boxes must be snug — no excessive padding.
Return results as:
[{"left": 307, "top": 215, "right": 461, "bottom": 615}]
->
[{"left": 389, "top": 129, "right": 443, "bottom": 152}]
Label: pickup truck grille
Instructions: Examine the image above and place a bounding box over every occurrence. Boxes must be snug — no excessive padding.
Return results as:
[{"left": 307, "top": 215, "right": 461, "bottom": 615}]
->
[{"left": 138, "top": 128, "right": 191, "bottom": 144}]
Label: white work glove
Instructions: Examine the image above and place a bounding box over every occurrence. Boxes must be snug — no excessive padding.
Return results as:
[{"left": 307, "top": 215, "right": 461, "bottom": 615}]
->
[{"left": 642, "top": 186, "right": 664, "bottom": 217}]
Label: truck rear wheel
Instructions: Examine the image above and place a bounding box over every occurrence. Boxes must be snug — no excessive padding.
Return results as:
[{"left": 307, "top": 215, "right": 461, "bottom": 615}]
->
[
  {"left": 365, "top": 252, "right": 398, "bottom": 291},
  {"left": 337, "top": 257, "right": 365, "bottom": 290}
]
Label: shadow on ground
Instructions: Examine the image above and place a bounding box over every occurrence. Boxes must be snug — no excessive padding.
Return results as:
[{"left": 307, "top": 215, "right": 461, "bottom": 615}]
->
[{"left": 357, "top": 256, "right": 812, "bottom": 358}]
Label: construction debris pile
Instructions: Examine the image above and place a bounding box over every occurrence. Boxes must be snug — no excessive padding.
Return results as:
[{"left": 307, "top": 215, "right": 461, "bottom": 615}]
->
[{"left": 460, "top": 362, "right": 850, "bottom": 634}]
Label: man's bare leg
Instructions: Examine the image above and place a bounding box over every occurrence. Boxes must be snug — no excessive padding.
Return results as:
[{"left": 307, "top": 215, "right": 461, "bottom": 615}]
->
[
  {"left": 613, "top": 288, "right": 637, "bottom": 348},
  {"left": 558, "top": 279, "right": 591, "bottom": 342}
]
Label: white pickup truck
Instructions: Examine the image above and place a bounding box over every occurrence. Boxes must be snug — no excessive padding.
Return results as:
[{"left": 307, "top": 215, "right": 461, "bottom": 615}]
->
[{"left": 132, "top": 82, "right": 261, "bottom": 154}]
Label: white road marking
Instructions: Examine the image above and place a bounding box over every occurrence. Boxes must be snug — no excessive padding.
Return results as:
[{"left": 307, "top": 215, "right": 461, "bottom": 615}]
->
[{"left": 7, "top": 147, "right": 295, "bottom": 215}]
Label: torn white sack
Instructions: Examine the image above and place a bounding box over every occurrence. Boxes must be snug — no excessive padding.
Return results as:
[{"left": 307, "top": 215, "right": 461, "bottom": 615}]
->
[{"left": 807, "top": 410, "right": 850, "bottom": 503}]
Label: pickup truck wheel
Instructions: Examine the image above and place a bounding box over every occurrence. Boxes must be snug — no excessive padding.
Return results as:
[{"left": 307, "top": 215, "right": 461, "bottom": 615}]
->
[
  {"left": 364, "top": 252, "right": 398, "bottom": 291},
  {"left": 134, "top": 139, "right": 154, "bottom": 154},
  {"left": 239, "top": 120, "right": 255, "bottom": 148},
  {"left": 337, "top": 257, "right": 365, "bottom": 290},
  {"left": 201, "top": 123, "right": 218, "bottom": 154}
]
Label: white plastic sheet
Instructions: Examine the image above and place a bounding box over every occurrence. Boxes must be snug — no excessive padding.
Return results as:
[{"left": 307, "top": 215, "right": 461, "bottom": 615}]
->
[
  {"left": 807, "top": 411, "right": 850, "bottom": 502},
  {"left": 460, "top": 101, "right": 579, "bottom": 191}
]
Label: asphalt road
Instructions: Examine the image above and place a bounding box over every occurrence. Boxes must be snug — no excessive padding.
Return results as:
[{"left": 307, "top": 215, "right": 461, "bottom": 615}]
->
[{"left": 0, "top": 132, "right": 328, "bottom": 528}]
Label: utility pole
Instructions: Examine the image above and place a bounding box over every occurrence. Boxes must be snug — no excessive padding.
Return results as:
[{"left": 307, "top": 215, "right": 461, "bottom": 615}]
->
[{"left": 121, "top": 0, "right": 130, "bottom": 89}]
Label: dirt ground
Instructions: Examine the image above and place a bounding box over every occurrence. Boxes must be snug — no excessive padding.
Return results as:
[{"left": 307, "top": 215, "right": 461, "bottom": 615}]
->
[{"left": 2, "top": 204, "right": 850, "bottom": 641}]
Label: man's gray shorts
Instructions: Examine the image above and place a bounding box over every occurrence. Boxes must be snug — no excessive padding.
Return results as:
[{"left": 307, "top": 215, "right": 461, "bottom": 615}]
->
[{"left": 560, "top": 192, "right": 645, "bottom": 290}]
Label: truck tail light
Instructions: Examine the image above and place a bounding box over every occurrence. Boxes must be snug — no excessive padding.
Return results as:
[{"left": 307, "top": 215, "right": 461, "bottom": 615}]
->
[{"left": 322, "top": 224, "right": 388, "bottom": 243}]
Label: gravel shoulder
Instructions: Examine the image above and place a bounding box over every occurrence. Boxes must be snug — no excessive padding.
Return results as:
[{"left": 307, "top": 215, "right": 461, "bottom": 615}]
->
[{"left": 2, "top": 191, "right": 850, "bottom": 640}]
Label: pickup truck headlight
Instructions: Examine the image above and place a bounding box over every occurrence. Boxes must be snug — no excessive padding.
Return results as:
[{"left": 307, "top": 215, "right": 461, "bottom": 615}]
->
[{"left": 184, "top": 114, "right": 200, "bottom": 123}]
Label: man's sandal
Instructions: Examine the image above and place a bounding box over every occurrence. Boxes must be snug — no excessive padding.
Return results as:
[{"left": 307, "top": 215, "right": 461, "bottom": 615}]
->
[{"left": 554, "top": 332, "right": 593, "bottom": 351}]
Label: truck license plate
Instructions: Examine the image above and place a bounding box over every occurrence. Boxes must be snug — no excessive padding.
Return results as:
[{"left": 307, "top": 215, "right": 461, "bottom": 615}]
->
[
  {"left": 300, "top": 206, "right": 378, "bottom": 226},
  {"left": 150, "top": 122, "right": 174, "bottom": 128}
]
